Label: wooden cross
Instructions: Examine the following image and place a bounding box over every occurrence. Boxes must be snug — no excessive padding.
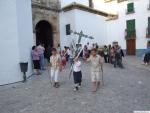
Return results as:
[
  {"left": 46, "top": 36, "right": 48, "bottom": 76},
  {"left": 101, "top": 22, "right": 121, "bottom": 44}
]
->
[{"left": 70, "top": 30, "right": 94, "bottom": 44}]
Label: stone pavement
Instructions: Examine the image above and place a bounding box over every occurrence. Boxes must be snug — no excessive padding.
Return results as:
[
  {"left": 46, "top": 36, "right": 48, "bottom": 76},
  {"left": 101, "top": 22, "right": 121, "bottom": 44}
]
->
[{"left": 0, "top": 56, "right": 150, "bottom": 113}]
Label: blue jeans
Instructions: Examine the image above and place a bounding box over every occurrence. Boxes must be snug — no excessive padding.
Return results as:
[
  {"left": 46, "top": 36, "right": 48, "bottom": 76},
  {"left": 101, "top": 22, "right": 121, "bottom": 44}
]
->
[
  {"left": 69, "top": 58, "right": 74, "bottom": 66},
  {"left": 39, "top": 54, "right": 45, "bottom": 70}
]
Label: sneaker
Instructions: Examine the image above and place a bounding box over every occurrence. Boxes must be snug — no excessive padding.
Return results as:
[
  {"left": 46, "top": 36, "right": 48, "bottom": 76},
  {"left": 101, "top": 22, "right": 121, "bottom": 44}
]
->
[
  {"left": 53, "top": 83, "right": 56, "bottom": 88},
  {"left": 78, "top": 83, "right": 81, "bottom": 88},
  {"left": 73, "top": 86, "right": 78, "bottom": 91},
  {"left": 55, "top": 82, "right": 60, "bottom": 88}
]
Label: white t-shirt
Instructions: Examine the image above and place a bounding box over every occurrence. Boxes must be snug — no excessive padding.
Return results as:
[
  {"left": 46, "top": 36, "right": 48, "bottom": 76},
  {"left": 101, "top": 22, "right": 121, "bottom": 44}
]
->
[{"left": 73, "top": 60, "right": 81, "bottom": 72}]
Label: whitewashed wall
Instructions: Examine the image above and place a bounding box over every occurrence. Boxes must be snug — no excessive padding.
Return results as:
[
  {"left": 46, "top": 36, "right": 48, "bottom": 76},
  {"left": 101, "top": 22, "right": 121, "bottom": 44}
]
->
[
  {"left": 0, "top": 0, "right": 33, "bottom": 85},
  {"left": 59, "top": 10, "right": 76, "bottom": 48},
  {"left": 94, "top": 0, "right": 150, "bottom": 51},
  {"left": 74, "top": 9, "right": 107, "bottom": 46},
  {"left": 59, "top": 8, "right": 107, "bottom": 48},
  {"left": 16, "top": 0, "right": 34, "bottom": 78}
]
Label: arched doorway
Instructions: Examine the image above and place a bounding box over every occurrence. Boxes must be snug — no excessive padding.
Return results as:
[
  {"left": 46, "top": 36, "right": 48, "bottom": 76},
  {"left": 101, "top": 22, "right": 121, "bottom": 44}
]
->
[
  {"left": 35, "top": 20, "right": 53, "bottom": 49},
  {"left": 35, "top": 20, "right": 53, "bottom": 59}
]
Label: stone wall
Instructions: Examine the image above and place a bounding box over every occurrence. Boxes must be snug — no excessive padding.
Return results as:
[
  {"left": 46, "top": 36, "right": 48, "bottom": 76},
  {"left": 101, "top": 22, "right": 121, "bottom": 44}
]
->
[{"left": 32, "top": 0, "right": 60, "bottom": 47}]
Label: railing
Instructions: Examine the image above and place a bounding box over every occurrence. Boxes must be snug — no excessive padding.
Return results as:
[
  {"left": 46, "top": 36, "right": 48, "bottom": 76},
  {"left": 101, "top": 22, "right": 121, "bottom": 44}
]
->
[
  {"left": 146, "top": 27, "right": 150, "bottom": 38},
  {"left": 125, "top": 29, "right": 136, "bottom": 39}
]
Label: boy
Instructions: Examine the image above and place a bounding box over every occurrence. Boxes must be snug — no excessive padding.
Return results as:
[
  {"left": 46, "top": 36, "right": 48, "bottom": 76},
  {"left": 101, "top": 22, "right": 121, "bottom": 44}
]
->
[
  {"left": 50, "top": 48, "right": 62, "bottom": 88},
  {"left": 73, "top": 57, "right": 82, "bottom": 91},
  {"left": 87, "top": 48, "right": 104, "bottom": 92}
]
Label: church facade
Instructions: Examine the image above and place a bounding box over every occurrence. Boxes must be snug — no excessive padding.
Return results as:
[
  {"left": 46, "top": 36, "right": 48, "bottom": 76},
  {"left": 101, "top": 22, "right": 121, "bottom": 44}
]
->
[
  {"left": 0, "top": 0, "right": 150, "bottom": 85},
  {"left": 32, "top": 0, "right": 60, "bottom": 48}
]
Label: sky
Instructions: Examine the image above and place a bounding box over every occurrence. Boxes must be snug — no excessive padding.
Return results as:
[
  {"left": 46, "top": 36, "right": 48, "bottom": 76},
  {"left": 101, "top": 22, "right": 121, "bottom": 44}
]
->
[{"left": 93, "top": 0, "right": 120, "bottom": 14}]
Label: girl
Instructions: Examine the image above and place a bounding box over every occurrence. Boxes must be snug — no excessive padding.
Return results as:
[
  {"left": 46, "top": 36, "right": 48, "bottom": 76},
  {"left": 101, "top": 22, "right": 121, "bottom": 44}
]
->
[
  {"left": 73, "top": 57, "right": 82, "bottom": 91},
  {"left": 61, "top": 50, "right": 67, "bottom": 68},
  {"left": 87, "top": 48, "right": 104, "bottom": 92},
  {"left": 50, "top": 48, "right": 62, "bottom": 88}
]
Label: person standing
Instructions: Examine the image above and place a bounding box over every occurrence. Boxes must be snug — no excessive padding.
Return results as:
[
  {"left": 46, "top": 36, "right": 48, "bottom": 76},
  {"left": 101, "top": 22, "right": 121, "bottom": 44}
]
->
[
  {"left": 73, "top": 57, "right": 82, "bottom": 91},
  {"left": 103, "top": 45, "right": 109, "bottom": 63},
  {"left": 109, "top": 47, "right": 115, "bottom": 64},
  {"left": 84, "top": 45, "right": 88, "bottom": 60},
  {"left": 57, "top": 43, "right": 61, "bottom": 54},
  {"left": 87, "top": 42, "right": 91, "bottom": 57},
  {"left": 87, "top": 48, "right": 104, "bottom": 92},
  {"left": 61, "top": 50, "right": 67, "bottom": 68},
  {"left": 31, "top": 46, "right": 41, "bottom": 75},
  {"left": 37, "top": 43, "right": 45, "bottom": 70},
  {"left": 143, "top": 42, "right": 150, "bottom": 65},
  {"left": 50, "top": 48, "right": 62, "bottom": 88},
  {"left": 108, "top": 44, "right": 112, "bottom": 63},
  {"left": 114, "top": 45, "right": 124, "bottom": 68}
]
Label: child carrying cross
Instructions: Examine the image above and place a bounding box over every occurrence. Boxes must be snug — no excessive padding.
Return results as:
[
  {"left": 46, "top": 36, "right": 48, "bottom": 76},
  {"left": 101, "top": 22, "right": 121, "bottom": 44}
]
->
[
  {"left": 73, "top": 56, "right": 82, "bottom": 91},
  {"left": 86, "top": 48, "right": 104, "bottom": 92}
]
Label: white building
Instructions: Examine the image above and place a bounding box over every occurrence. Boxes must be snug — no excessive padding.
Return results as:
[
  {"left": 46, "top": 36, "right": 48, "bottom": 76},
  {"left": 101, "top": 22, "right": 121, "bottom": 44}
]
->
[
  {"left": 0, "top": 0, "right": 33, "bottom": 85},
  {"left": 60, "top": 0, "right": 150, "bottom": 56},
  {"left": 0, "top": 0, "right": 150, "bottom": 85}
]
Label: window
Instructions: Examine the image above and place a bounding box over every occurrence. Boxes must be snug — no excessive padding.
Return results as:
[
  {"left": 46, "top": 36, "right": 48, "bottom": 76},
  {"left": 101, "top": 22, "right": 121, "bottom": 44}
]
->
[
  {"left": 148, "top": 17, "right": 150, "bottom": 34},
  {"left": 126, "top": 19, "right": 136, "bottom": 38},
  {"left": 148, "top": 17, "right": 150, "bottom": 28},
  {"left": 89, "top": 0, "right": 93, "bottom": 8},
  {"left": 66, "top": 24, "right": 71, "bottom": 35},
  {"left": 127, "top": 3, "right": 135, "bottom": 13}
]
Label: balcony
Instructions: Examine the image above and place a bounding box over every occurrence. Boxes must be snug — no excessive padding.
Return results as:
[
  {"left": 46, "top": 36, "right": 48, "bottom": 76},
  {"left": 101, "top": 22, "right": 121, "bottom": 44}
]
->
[
  {"left": 146, "top": 27, "right": 150, "bottom": 38},
  {"left": 125, "top": 29, "right": 136, "bottom": 39}
]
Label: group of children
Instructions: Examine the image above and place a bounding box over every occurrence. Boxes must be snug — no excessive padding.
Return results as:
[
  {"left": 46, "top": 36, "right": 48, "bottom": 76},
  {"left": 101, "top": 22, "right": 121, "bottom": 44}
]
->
[{"left": 49, "top": 48, "right": 104, "bottom": 92}]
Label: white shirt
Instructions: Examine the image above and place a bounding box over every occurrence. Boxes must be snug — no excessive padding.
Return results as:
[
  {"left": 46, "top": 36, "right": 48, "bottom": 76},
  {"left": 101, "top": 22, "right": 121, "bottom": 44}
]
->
[
  {"left": 87, "top": 44, "right": 92, "bottom": 50},
  {"left": 73, "top": 60, "right": 81, "bottom": 72}
]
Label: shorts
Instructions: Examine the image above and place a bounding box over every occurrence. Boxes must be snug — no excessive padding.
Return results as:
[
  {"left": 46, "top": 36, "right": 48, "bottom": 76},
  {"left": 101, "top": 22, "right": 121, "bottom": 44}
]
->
[
  {"left": 91, "top": 71, "right": 100, "bottom": 82},
  {"left": 73, "top": 71, "right": 82, "bottom": 84}
]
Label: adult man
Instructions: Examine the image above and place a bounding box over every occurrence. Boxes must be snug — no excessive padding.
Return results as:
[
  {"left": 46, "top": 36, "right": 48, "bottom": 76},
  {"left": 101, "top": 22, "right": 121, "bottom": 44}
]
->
[
  {"left": 37, "top": 43, "right": 45, "bottom": 70},
  {"left": 143, "top": 42, "right": 150, "bottom": 65}
]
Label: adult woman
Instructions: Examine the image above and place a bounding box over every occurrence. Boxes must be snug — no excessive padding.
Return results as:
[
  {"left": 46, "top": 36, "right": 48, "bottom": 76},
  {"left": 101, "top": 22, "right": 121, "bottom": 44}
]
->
[{"left": 31, "top": 46, "right": 41, "bottom": 75}]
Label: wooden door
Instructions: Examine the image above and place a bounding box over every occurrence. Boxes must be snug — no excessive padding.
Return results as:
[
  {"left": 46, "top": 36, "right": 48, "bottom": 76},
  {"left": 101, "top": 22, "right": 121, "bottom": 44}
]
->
[{"left": 126, "top": 39, "right": 136, "bottom": 55}]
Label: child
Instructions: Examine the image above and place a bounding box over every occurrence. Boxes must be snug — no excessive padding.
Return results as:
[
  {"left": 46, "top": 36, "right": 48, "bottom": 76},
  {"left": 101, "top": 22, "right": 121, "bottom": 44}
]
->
[
  {"left": 61, "top": 50, "right": 67, "bottom": 68},
  {"left": 73, "top": 57, "right": 82, "bottom": 91},
  {"left": 87, "top": 48, "right": 104, "bottom": 92},
  {"left": 50, "top": 48, "right": 62, "bottom": 88}
]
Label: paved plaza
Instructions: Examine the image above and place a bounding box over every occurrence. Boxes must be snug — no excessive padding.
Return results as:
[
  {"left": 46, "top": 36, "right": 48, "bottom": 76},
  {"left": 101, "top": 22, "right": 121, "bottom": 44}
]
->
[{"left": 0, "top": 57, "right": 150, "bottom": 113}]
